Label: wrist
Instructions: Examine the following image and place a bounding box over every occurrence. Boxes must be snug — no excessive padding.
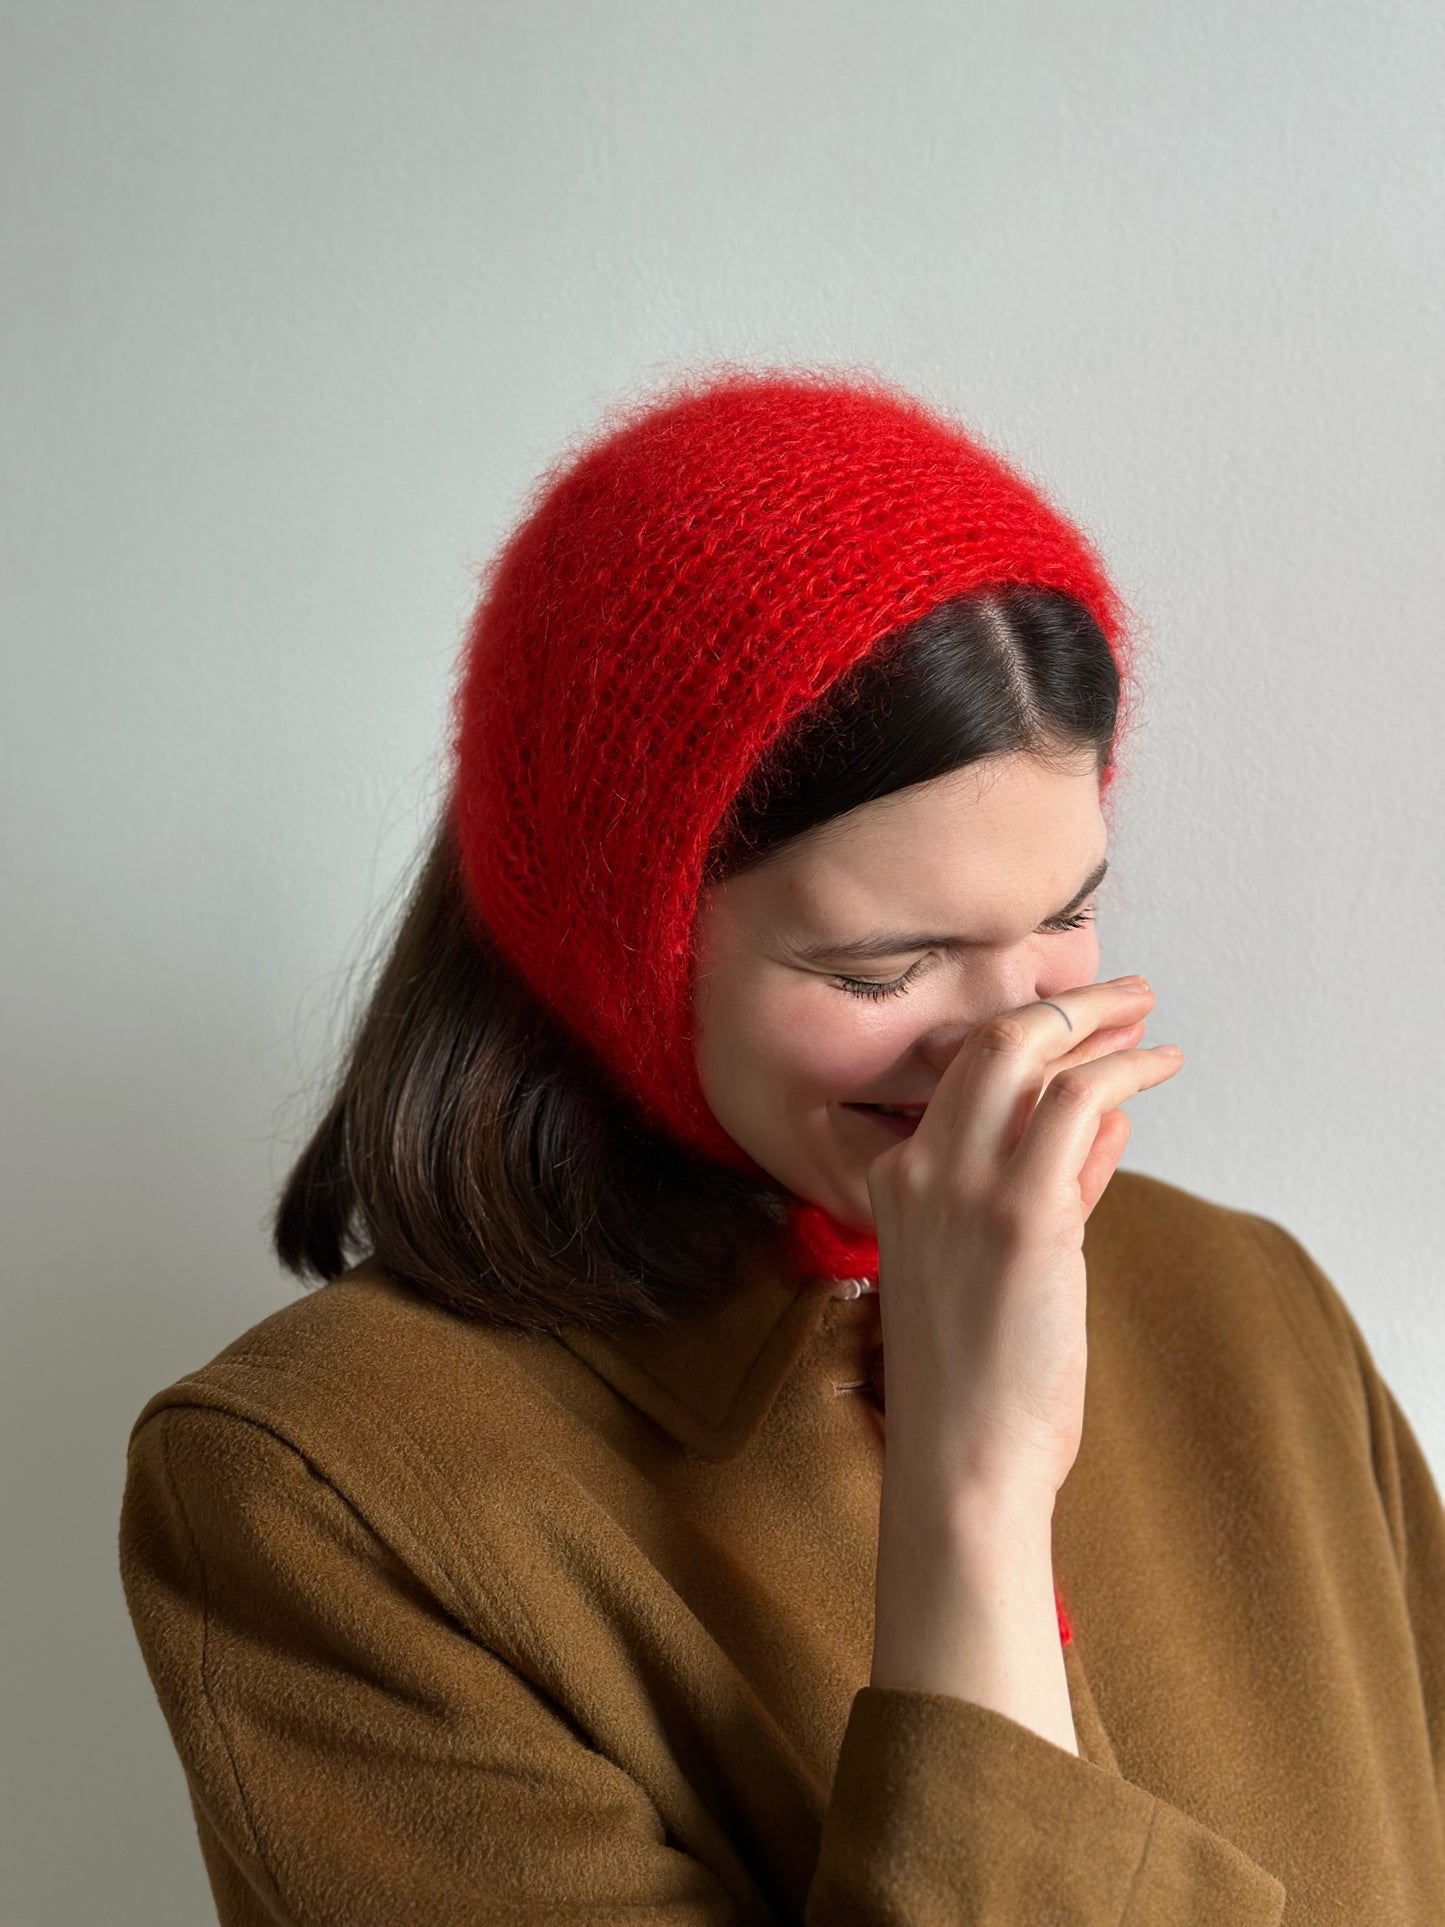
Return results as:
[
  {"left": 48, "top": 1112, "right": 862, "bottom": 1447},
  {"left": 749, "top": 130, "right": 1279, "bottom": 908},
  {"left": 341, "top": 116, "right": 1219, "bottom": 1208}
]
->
[{"left": 881, "top": 1446, "right": 1060, "bottom": 1540}]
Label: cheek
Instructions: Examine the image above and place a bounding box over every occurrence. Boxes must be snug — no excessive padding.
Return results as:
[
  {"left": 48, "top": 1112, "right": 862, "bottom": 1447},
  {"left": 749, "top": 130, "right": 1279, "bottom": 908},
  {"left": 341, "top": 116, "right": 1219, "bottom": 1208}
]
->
[{"left": 739, "top": 983, "right": 920, "bottom": 1099}]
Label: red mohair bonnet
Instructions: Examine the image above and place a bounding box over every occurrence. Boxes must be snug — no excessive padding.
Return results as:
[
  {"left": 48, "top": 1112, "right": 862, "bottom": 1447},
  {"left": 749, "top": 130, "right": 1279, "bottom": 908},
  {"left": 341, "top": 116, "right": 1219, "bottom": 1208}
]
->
[{"left": 447, "top": 365, "right": 1132, "bottom": 1291}]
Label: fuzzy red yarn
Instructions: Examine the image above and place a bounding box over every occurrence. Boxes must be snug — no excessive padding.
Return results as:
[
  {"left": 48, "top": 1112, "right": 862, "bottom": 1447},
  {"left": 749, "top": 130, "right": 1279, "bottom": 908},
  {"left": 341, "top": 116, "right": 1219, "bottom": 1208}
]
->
[{"left": 448, "top": 365, "right": 1130, "bottom": 1328}]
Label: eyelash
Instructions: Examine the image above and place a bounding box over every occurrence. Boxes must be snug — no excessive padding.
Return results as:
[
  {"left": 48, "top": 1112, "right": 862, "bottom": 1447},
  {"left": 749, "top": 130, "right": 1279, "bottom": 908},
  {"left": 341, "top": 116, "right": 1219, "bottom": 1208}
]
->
[{"left": 833, "top": 905, "right": 1098, "bottom": 1002}]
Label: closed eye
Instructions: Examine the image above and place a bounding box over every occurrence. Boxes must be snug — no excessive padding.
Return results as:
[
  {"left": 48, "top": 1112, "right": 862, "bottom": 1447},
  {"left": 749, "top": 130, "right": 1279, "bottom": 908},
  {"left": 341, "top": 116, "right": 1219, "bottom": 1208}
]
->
[{"left": 833, "top": 903, "right": 1097, "bottom": 1001}]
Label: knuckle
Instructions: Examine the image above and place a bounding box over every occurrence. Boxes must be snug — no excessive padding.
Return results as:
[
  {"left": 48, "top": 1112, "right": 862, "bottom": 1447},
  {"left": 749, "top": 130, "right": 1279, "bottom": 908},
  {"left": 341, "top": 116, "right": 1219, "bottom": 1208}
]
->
[
  {"left": 975, "top": 1015, "right": 1029, "bottom": 1056},
  {"left": 891, "top": 1149, "right": 932, "bottom": 1200},
  {"left": 1043, "top": 1068, "right": 1095, "bottom": 1111}
]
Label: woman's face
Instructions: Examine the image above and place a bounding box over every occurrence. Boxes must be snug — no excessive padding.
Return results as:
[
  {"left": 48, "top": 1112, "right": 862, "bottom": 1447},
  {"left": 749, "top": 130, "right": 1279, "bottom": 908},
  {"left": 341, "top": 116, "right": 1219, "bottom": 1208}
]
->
[{"left": 691, "top": 749, "right": 1109, "bottom": 1228}]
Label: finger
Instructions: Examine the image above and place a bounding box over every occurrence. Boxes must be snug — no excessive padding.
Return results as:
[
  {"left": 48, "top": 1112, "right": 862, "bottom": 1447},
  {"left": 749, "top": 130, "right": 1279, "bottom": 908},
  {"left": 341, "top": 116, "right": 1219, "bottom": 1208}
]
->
[
  {"left": 1079, "top": 1108, "right": 1130, "bottom": 1220},
  {"left": 924, "top": 980, "right": 1155, "bottom": 1172},
  {"left": 1015, "top": 1019, "right": 1147, "bottom": 1155},
  {"left": 1004, "top": 1044, "right": 1182, "bottom": 1198},
  {"left": 1046, "top": 1016, "right": 1146, "bottom": 1080}
]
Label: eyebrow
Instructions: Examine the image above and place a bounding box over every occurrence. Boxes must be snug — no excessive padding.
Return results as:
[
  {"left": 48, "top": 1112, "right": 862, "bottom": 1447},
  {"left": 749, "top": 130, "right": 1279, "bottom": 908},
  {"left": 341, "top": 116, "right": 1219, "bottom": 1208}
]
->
[{"left": 789, "top": 856, "right": 1110, "bottom": 964}]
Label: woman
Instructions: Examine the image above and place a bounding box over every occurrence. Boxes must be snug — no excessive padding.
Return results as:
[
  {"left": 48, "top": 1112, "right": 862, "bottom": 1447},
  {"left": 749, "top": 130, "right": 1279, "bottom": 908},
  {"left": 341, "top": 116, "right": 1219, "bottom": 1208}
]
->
[{"left": 119, "top": 368, "right": 1445, "bottom": 1924}]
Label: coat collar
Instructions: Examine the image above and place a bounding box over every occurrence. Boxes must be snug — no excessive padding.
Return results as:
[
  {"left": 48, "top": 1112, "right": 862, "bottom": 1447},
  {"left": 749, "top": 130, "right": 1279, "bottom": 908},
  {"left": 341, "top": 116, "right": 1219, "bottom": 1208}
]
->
[{"left": 557, "top": 1239, "right": 880, "bottom": 1461}]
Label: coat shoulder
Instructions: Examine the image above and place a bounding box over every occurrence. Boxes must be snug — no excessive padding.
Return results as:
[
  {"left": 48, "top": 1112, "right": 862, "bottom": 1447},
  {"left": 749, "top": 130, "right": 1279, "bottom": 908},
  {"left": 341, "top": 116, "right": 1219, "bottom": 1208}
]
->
[
  {"left": 123, "top": 1261, "right": 566, "bottom": 1500},
  {"left": 1086, "top": 1167, "right": 1368, "bottom": 1437},
  {"left": 1089, "top": 1165, "right": 1326, "bottom": 1302},
  {"left": 1089, "top": 1164, "right": 1279, "bottom": 1255}
]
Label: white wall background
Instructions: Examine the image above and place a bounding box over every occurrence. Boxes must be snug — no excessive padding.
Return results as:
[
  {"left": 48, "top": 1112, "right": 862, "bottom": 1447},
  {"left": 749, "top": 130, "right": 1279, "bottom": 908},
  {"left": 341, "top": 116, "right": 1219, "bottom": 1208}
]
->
[{"left": 4, "top": 1, "right": 1442, "bottom": 1919}]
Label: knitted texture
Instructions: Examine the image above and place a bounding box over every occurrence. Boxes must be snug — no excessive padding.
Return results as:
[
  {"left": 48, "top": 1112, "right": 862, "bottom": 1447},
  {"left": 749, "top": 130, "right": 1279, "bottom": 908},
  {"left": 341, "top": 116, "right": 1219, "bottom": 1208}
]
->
[{"left": 448, "top": 365, "right": 1131, "bottom": 1305}]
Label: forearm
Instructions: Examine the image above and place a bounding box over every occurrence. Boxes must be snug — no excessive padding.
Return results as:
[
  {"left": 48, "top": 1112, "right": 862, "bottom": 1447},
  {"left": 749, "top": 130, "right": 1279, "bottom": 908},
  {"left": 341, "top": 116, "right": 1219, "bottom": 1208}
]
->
[{"left": 870, "top": 1471, "right": 1079, "bottom": 1758}]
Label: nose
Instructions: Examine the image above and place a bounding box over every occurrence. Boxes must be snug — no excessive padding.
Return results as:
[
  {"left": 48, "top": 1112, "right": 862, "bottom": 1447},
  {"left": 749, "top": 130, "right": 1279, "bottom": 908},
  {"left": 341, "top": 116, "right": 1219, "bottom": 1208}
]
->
[{"left": 916, "top": 960, "right": 1061, "bottom": 1070}]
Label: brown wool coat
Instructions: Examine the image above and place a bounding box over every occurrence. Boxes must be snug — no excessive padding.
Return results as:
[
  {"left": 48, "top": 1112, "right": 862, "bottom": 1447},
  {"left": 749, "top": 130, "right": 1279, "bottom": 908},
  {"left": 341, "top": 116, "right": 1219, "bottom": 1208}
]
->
[{"left": 118, "top": 1170, "right": 1445, "bottom": 1924}]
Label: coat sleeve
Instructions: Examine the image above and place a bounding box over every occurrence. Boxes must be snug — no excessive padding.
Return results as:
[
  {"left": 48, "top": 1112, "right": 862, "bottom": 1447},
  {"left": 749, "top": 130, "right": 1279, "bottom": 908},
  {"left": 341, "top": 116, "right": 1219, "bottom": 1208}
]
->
[{"left": 120, "top": 1401, "right": 1286, "bottom": 1927}]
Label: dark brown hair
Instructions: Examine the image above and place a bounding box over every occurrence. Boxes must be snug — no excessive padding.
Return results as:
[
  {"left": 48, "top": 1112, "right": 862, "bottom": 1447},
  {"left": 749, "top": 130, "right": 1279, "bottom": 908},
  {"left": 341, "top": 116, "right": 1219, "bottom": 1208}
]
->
[{"left": 272, "top": 586, "right": 1126, "bottom": 1336}]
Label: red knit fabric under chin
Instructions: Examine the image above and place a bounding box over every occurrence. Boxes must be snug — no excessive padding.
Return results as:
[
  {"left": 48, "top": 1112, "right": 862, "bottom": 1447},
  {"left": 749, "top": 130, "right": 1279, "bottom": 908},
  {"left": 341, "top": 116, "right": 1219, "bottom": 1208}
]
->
[{"left": 448, "top": 366, "right": 1130, "bottom": 1340}]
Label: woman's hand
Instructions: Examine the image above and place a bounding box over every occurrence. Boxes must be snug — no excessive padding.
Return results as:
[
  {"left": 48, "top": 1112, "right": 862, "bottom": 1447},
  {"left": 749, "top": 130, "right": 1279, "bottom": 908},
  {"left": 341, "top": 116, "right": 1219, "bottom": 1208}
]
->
[{"left": 864, "top": 975, "right": 1181, "bottom": 1508}]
